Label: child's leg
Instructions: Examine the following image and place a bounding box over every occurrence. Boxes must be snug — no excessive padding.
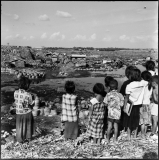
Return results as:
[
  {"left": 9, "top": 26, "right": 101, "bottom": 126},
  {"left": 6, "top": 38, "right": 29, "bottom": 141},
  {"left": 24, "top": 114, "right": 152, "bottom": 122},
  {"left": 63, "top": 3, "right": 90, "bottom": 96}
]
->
[
  {"left": 127, "top": 127, "right": 131, "bottom": 141},
  {"left": 145, "top": 125, "right": 148, "bottom": 134},
  {"left": 97, "top": 138, "right": 101, "bottom": 144},
  {"left": 107, "top": 121, "right": 113, "bottom": 143},
  {"left": 134, "top": 127, "right": 138, "bottom": 138},
  {"left": 113, "top": 122, "right": 118, "bottom": 142},
  {"left": 141, "top": 124, "right": 146, "bottom": 138},
  {"left": 93, "top": 138, "right": 97, "bottom": 143},
  {"left": 152, "top": 115, "right": 158, "bottom": 134}
]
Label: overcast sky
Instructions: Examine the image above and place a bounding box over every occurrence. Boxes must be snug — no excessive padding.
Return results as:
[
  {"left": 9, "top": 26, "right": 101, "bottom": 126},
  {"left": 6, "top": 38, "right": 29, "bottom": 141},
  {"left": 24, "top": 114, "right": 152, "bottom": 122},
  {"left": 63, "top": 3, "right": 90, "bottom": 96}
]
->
[{"left": 1, "top": 1, "right": 158, "bottom": 48}]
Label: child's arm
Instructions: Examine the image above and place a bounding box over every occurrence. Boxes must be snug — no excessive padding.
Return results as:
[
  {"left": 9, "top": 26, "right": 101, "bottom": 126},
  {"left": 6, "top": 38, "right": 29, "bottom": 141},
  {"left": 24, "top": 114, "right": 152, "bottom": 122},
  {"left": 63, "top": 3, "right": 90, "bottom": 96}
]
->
[
  {"left": 123, "top": 94, "right": 129, "bottom": 112},
  {"left": 89, "top": 104, "right": 93, "bottom": 121},
  {"left": 120, "top": 94, "right": 125, "bottom": 107},
  {"left": 152, "top": 88, "right": 158, "bottom": 104}
]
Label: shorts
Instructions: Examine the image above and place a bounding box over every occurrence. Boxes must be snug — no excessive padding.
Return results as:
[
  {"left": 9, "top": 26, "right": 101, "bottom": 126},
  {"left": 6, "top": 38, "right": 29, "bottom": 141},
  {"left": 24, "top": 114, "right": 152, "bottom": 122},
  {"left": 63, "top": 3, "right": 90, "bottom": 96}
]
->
[
  {"left": 151, "top": 103, "right": 158, "bottom": 116},
  {"left": 107, "top": 118, "right": 120, "bottom": 124}
]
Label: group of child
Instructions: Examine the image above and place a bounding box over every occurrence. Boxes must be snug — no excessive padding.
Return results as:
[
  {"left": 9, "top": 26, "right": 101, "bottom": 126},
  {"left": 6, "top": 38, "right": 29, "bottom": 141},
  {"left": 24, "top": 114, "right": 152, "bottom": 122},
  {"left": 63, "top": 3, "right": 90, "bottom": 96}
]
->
[
  {"left": 61, "top": 60, "right": 158, "bottom": 144},
  {"left": 13, "top": 60, "right": 158, "bottom": 145}
]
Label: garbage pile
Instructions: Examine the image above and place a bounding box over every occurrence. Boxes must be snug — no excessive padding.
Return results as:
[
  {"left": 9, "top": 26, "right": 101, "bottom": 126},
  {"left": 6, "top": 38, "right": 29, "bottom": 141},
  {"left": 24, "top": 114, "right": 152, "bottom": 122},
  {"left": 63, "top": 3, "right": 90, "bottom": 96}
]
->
[
  {"left": 2, "top": 96, "right": 158, "bottom": 159},
  {"left": 1, "top": 127, "right": 158, "bottom": 159}
]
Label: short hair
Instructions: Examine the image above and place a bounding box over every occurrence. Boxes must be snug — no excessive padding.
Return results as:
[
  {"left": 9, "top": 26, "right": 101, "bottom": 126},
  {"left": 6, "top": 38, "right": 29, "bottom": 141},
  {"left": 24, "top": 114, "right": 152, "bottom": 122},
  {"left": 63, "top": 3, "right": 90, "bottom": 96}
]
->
[
  {"left": 125, "top": 65, "right": 137, "bottom": 78},
  {"left": 109, "top": 79, "right": 118, "bottom": 90},
  {"left": 142, "top": 151, "right": 158, "bottom": 159},
  {"left": 130, "top": 68, "right": 141, "bottom": 81},
  {"left": 145, "top": 60, "right": 155, "bottom": 71},
  {"left": 152, "top": 75, "right": 158, "bottom": 84},
  {"left": 104, "top": 76, "right": 114, "bottom": 87},
  {"left": 141, "top": 71, "right": 152, "bottom": 82},
  {"left": 141, "top": 71, "right": 152, "bottom": 90},
  {"left": 65, "top": 81, "right": 75, "bottom": 94},
  {"left": 18, "top": 76, "right": 31, "bottom": 90},
  {"left": 93, "top": 83, "right": 106, "bottom": 97}
]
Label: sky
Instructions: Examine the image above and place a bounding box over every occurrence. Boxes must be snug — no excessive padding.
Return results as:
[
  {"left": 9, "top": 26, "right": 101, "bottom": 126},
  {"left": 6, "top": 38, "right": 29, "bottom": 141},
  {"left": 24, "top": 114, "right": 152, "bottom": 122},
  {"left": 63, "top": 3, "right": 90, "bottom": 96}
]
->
[{"left": 1, "top": 1, "right": 158, "bottom": 48}]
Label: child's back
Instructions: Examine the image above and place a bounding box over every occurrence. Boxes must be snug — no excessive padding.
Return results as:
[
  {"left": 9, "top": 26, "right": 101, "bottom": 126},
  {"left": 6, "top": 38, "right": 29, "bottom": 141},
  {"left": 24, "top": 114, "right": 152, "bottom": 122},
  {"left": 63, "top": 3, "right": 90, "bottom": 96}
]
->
[{"left": 61, "top": 81, "right": 79, "bottom": 140}]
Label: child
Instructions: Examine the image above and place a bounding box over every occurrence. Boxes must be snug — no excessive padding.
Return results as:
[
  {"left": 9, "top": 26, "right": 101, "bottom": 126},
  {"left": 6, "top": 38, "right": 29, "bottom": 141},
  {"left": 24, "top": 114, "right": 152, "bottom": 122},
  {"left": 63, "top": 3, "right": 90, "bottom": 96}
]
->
[
  {"left": 104, "top": 76, "right": 114, "bottom": 93},
  {"left": 120, "top": 65, "right": 137, "bottom": 131},
  {"left": 145, "top": 60, "right": 156, "bottom": 76},
  {"left": 103, "top": 76, "right": 114, "bottom": 134},
  {"left": 139, "top": 71, "right": 152, "bottom": 139},
  {"left": 104, "top": 79, "right": 124, "bottom": 143},
  {"left": 61, "top": 81, "right": 79, "bottom": 140},
  {"left": 150, "top": 75, "right": 158, "bottom": 138},
  {"left": 86, "top": 83, "right": 106, "bottom": 144},
  {"left": 14, "top": 76, "right": 35, "bottom": 143},
  {"left": 123, "top": 68, "right": 148, "bottom": 140}
]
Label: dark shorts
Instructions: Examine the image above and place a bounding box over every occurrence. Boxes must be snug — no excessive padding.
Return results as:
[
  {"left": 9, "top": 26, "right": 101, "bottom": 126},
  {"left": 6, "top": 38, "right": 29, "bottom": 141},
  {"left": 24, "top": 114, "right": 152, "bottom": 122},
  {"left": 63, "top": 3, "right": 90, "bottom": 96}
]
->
[{"left": 107, "top": 118, "right": 120, "bottom": 124}]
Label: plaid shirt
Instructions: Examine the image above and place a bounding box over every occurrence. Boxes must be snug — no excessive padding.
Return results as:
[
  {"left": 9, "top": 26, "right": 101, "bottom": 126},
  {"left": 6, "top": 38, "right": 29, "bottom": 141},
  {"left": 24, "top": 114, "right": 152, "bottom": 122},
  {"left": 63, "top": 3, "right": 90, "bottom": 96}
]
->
[
  {"left": 86, "top": 98, "right": 106, "bottom": 138},
  {"left": 14, "top": 89, "right": 33, "bottom": 114},
  {"left": 61, "top": 93, "right": 78, "bottom": 122}
]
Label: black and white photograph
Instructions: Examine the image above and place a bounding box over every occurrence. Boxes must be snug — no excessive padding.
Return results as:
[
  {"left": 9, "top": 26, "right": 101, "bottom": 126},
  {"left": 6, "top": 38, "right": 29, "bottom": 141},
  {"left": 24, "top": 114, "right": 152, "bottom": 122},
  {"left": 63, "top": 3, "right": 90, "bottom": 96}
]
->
[{"left": 1, "top": 1, "right": 158, "bottom": 159}]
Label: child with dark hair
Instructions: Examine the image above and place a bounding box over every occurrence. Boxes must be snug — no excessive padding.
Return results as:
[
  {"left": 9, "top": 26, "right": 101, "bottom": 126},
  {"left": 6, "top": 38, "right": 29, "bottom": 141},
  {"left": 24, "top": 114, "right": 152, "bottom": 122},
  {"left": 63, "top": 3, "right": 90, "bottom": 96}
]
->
[
  {"left": 120, "top": 65, "right": 137, "bottom": 131},
  {"left": 86, "top": 83, "right": 106, "bottom": 144},
  {"left": 139, "top": 71, "right": 152, "bottom": 139},
  {"left": 104, "top": 79, "right": 124, "bottom": 143},
  {"left": 145, "top": 60, "right": 156, "bottom": 76},
  {"left": 104, "top": 76, "right": 114, "bottom": 93},
  {"left": 61, "top": 81, "right": 79, "bottom": 140},
  {"left": 123, "top": 68, "right": 148, "bottom": 140},
  {"left": 150, "top": 75, "right": 158, "bottom": 139},
  {"left": 103, "top": 76, "right": 114, "bottom": 136},
  {"left": 142, "top": 151, "right": 158, "bottom": 159},
  {"left": 14, "top": 76, "right": 35, "bottom": 143}
]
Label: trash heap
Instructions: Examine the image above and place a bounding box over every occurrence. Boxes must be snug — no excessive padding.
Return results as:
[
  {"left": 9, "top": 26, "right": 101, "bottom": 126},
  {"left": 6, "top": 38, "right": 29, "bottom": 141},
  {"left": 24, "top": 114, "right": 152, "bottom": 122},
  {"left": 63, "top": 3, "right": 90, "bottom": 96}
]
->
[
  {"left": 1, "top": 127, "right": 158, "bottom": 159},
  {"left": 2, "top": 97, "right": 158, "bottom": 159}
]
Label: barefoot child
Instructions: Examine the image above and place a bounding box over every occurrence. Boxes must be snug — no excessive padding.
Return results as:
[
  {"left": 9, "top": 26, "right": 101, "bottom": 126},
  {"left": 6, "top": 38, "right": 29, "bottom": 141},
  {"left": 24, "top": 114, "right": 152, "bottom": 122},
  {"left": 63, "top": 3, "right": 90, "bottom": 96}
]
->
[
  {"left": 14, "top": 76, "right": 36, "bottom": 143},
  {"left": 139, "top": 71, "right": 152, "bottom": 139},
  {"left": 61, "top": 81, "right": 80, "bottom": 140},
  {"left": 104, "top": 79, "right": 124, "bottom": 143},
  {"left": 123, "top": 68, "right": 148, "bottom": 140},
  {"left": 150, "top": 75, "right": 158, "bottom": 138},
  {"left": 87, "top": 83, "right": 106, "bottom": 144}
]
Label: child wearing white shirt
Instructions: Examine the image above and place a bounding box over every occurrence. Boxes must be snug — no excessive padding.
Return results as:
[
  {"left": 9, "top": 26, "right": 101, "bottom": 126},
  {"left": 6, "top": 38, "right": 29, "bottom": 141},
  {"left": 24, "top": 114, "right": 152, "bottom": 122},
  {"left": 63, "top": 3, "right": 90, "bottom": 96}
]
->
[{"left": 123, "top": 68, "right": 148, "bottom": 141}]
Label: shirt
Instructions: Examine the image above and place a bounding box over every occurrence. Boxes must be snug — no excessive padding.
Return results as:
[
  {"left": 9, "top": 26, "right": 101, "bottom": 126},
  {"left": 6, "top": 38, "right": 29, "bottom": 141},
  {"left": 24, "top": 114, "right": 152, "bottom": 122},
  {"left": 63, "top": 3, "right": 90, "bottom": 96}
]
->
[
  {"left": 14, "top": 89, "right": 33, "bottom": 114},
  {"left": 104, "top": 90, "right": 124, "bottom": 120},
  {"left": 148, "top": 70, "right": 156, "bottom": 76},
  {"left": 61, "top": 93, "right": 78, "bottom": 122},
  {"left": 126, "top": 80, "right": 148, "bottom": 105},
  {"left": 142, "top": 82, "right": 152, "bottom": 105}
]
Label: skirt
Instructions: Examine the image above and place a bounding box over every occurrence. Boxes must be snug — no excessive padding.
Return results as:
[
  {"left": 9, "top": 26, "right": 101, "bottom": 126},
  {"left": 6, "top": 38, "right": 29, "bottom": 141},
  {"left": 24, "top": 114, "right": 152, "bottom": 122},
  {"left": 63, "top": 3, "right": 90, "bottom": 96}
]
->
[
  {"left": 16, "top": 111, "right": 35, "bottom": 142},
  {"left": 64, "top": 121, "right": 78, "bottom": 140},
  {"left": 123, "top": 105, "right": 141, "bottom": 131}
]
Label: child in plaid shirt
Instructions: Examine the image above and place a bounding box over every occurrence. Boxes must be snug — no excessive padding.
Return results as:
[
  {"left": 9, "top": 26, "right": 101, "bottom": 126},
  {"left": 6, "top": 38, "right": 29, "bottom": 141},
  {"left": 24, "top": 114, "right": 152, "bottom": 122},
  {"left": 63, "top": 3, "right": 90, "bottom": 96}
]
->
[
  {"left": 87, "top": 83, "right": 106, "bottom": 144},
  {"left": 104, "top": 79, "right": 124, "bottom": 143},
  {"left": 61, "top": 81, "right": 80, "bottom": 140}
]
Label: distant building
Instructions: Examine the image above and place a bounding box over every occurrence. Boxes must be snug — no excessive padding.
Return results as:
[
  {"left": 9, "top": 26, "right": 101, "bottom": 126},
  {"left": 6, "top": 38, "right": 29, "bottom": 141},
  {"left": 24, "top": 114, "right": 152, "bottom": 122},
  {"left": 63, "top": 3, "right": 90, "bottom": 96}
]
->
[
  {"left": 71, "top": 54, "right": 86, "bottom": 59},
  {"left": 10, "top": 59, "right": 26, "bottom": 67},
  {"left": 103, "top": 59, "right": 112, "bottom": 64}
]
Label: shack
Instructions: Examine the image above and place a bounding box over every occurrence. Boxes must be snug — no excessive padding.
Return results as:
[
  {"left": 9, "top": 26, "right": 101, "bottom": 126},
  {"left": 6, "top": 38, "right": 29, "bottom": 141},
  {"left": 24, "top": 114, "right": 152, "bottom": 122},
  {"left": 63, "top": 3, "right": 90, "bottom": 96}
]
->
[{"left": 10, "top": 59, "right": 26, "bottom": 67}]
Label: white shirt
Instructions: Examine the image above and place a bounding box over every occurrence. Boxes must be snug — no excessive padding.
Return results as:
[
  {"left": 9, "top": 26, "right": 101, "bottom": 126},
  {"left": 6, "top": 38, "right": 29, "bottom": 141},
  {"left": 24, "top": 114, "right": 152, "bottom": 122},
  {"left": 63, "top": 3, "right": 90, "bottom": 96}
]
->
[
  {"left": 142, "top": 85, "right": 152, "bottom": 105},
  {"left": 148, "top": 70, "right": 156, "bottom": 76},
  {"left": 126, "top": 80, "right": 148, "bottom": 105}
]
